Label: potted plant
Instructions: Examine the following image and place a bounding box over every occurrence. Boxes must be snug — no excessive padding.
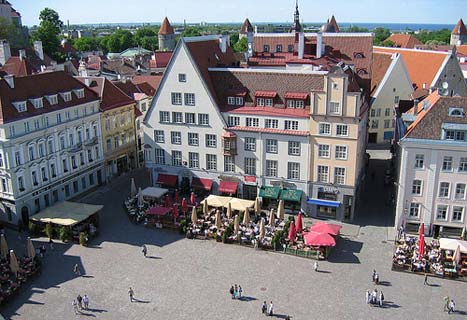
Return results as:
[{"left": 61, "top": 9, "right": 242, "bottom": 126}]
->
[
  {"left": 44, "top": 223, "right": 53, "bottom": 239},
  {"left": 79, "top": 232, "right": 88, "bottom": 246}
]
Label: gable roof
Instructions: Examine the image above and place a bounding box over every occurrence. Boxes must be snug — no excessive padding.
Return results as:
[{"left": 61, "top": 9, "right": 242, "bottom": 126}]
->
[
  {"left": 0, "top": 71, "right": 99, "bottom": 124},
  {"left": 329, "top": 15, "right": 340, "bottom": 33},
  {"left": 131, "top": 75, "right": 162, "bottom": 93},
  {"left": 452, "top": 19, "right": 467, "bottom": 35},
  {"left": 385, "top": 34, "right": 423, "bottom": 48},
  {"left": 150, "top": 51, "right": 173, "bottom": 68},
  {"left": 240, "top": 18, "right": 253, "bottom": 34},
  {"left": 159, "top": 17, "right": 174, "bottom": 35},
  {"left": 0, "top": 56, "right": 37, "bottom": 77},
  {"left": 370, "top": 52, "right": 393, "bottom": 95},
  {"left": 374, "top": 47, "right": 448, "bottom": 90}
]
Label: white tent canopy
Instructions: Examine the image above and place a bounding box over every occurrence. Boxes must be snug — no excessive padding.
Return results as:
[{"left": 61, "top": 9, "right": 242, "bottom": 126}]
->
[
  {"left": 223, "top": 198, "right": 255, "bottom": 212},
  {"left": 439, "top": 238, "right": 467, "bottom": 254},
  {"left": 30, "top": 201, "right": 103, "bottom": 226},
  {"left": 201, "top": 195, "right": 233, "bottom": 208},
  {"left": 141, "top": 187, "right": 169, "bottom": 199}
]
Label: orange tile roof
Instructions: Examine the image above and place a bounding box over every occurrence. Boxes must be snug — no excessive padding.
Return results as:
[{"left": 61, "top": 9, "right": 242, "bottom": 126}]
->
[
  {"left": 404, "top": 91, "right": 441, "bottom": 137},
  {"left": 452, "top": 19, "right": 467, "bottom": 35},
  {"left": 370, "top": 52, "right": 393, "bottom": 95},
  {"left": 386, "top": 34, "right": 422, "bottom": 48},
  {"left": 158, "top": 17, "right": 174, "bottom": 35},
  {"left": 374, "top": 47, "right": 447, "bottom": 90}
]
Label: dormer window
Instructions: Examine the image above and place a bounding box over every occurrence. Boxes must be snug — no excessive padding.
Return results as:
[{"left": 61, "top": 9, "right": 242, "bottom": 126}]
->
[
  {"left": 449, "top": 107, "right": 465, "bottom": 117},
  {"left": 30, "top": 98, "right": 43, "bottom": 109},
  {"left": 12, "top": 101, "right": 27, "bottom": 113},
  {"left": 257, "top": 98, "right": 273, "bottom": 107},
  {"left": 227, "top": 96, "right": 235, "bottom": 105},
  {"left": 255, "top": 91, "right": 276, "bottom": 107},
  {"left": 46, "top": 94, "right": 58, "bottom": 105},
  {"left": 285, "top": 92, "right": 308, "bottom": 109},
  {"left": 60, "top": 91, "right": 72, "bottom": 102},
  {"left": 227, "top": 96, "right": 244, "bottom": 106},
  {"left": 73, "top": 88, "right": 85, "bottom": 99},
  {"left": 353, "top": 52, "right": 365, "bottom": 59},
  {"left": 287, "top": 100, "right": 305, "bottom": 109},
  {"left": 263, "top": 45, "right": 270, "bottom": 53},
  {"left": 357, "top": 68, "right": 368, "bottom": 75}
]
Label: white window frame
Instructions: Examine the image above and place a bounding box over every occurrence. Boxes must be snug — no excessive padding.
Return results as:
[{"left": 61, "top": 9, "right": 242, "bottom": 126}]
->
[
  {"left": 438, "top": 182, "right": 450, "bottom": 198},
  {"left": 334, "top": 145, "right": 348, "bottom": 160},
  {"left": 205, "top": 134, "right": 217, "bottom": 148},
  {"left": 452, "top": 206, "right": 464, "bottom": 222},
  {"left": 188, "top": 152, "right": 199, "bottom": 168},
  {"left": 442, "top": 156, "right": 453, "bottom": 171},
  {"left": 415, "top": 154, "right": 424, "bottom": 169},
  {"left": 318, "top": 144, "right": 330, "bottom": 158},
  {"left": 459, "top": 157, "right": 467, "bottom": 172},
  {"left": 265, "top": 160, "right": 278, "bottom": 177},
  {"left": 188, "top": 132, "right": 199, "bottom": 146},
  {"left": 288, "top": 141, "right": 300, "bottom": 156},
  {"left": 228, "top": 116, "right": 240, "bottom": 127},
  {"left": 154, "top": 130, "right": 165, "bottom": 143},
  {"left": 172, "top": 150, "right": 182, "bottom": 166},
  {"left": 336, "top": 124, "right": 349, "bottom": 136},
  {"left": 412, "top": 180, "right": 422, "bottom": 195},
  {"left": 319, "top": 122, "right": 331, "bottom": 135},
  {"left": 265, "top": 119, "right": 279, "bottom": 129},
  {"left": 198, "top": 114, "right": 209, "bottom": 126},
  {"left": 334, "top": 167, "right": 346, "bottom": 185},
  {"left": 154, "top": 148, "right": 165, "bottom": 165},
  {"left": 329, "top": 102, "right": 340, "bottom": 114},
  {"left": 285, "top": 120, "right": 299, "bottom": 131},
  {"left": 287, "top": 162, "right": 300, "bottom": 180},
  {"left": 172, "top": 112, "right": 183, "bottom": 123},
  {"left": 409, "top": 203, "right": 420, "bottom": 218},
  {"left": 160, "top": 111, "right": 170, "bottom": 123},
  {"left": 184, "top": 93, "right": 195, "bottom": 106},
  {"left": 246, "top": 117, "right": 259, "bottom": 127},
  {"left": 317, "top": 165, "right": 329, "bottom": 183},
  {"left": 171, "top": 131, "right": 182, "bottom": 145},
  {"left": 266, "top": 139, "right": 278, "bottom": 153},
  {"left": 436, "top": 205, "right": 448, "bottom": 221},
  {"left": 455, "top": 183, "right": 466, "bottom": 200},
  {"left": 171, "top": 92, "right": 182, "bottom": 105},
  {"left": 206, "top": 154, "right": 217, "bottom": 171},
  {"left": 185, "top": 113, "right": 195, "bottom": 124},
  {"left": 244, "top": 157, "right": 256, "bottom": 175},
  {"left": 244, "top": 137, "right": 256, "bottom": 151},
  {"left": 224, "top": 156, "right": 235, "bottom": 172}
]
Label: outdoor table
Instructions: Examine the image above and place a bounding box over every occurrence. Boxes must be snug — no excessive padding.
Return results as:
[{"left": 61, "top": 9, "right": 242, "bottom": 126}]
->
[{"left": 444, "top": 268, "right": 457, "bottom": 277}]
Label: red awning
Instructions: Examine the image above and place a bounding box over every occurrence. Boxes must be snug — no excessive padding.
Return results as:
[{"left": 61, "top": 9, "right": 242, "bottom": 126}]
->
[
  {"left": 303, "top": 231, "right": 336, "bottom": 247},
  {"left": 310, "top": 222, "right": 342, "bottom": 236},
  {"left": 255, "top": 90, "right": 277, "bottom": 98},
  {"left": 218, "top": 181, "right": 238, "bottom": 194},
  {"left": 244, "top": 176, "right": 256, "bottom": 183},
  {"left": 222, "top": 131, "right": 237, "bottom": 138},
  {"left": 192, "top": 177, "right": 213, "bottom": 191},
  {"left": 285, "top": 92, "right": 308, "bottom": 100},
  {"left": 146, "top": 206, "right": 172, "bottom": 216},
  {"left": 156, "top": 174, "right": 178, "bottom": 187}
]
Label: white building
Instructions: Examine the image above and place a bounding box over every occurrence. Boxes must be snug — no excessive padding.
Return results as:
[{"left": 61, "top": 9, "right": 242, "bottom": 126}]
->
[
  {"left": 395, "top": 93, "right": 467, "bottom": 237},
  {"left": 0, "top": 72, "right": 105, "bottom": 225}
]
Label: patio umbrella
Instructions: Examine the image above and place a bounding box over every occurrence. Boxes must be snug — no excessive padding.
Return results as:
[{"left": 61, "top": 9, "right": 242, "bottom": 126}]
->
[
  {"left": 164, "top": 194, "right": 171, "bottom": 208},
  {"left": 462, "top": 226, "right": 467, "bottom": 240},
  {"left": 137, "top": 187, "right": 144, "bottom": 207},
  {"left": 175, "top": 190, "right": 180, "bottom": 203},
  {"left": 9, "top": 250, "right": 19, "bottom": 275},
  {"left": 27, "top": 237, "right": 35, "bottom": 259},
  {"left": 269, "top": 208, "right": 275, "bottom": 227},
  {"left": 303, "top": 231, "right": 336, "bottom": 247},
  {"left": 227, "top": 202, "right": 232, "bottom": 219},
  {"left": 191, "top": 206, "right": 198, "bottom": 224},
  {"left": 296, "top": 213, "right": 303, "bottom": 233},
  {"left": 234, "top": 215, "right": 239, "bottom": 234},
  {"left": 215, "top": 210, "right": 222, "bottom": 229},
  {"left": 130, "top": 178, "right": 137, "bottom": 197},
  {"left": 190, "top": 192, "right": 196, "bottom": 205},
  {"left": 203, "top": 199, "right": 209, "bottom": 216},
  {"left": 454, "top": 244, "right": 462, "bottom": 265},
  {"left": 254, "top": 197, "right": 260, "bottom": 215},
  {"left": 277, "top": 200, "right": 285, "bottom": 220},
  {"left": 288, "top": 221, "right": 296, "bottom": 242},
  {"left": 172, "top": 204, "right": 179, "bottom": 219},
  {"left": 310, "top": 222, "right": 342, "bottom": 237},
  {"left": 259, "top": 218, "right": 265, "bottom": 239},
  {"left": 418, "top": 223, "right": 425, "bottom": 259},
  {"left": 243, "top": 207, "right": 250, "bottom": 225},
  {"left": 181, "top": 198, "right": 188, "bottom": 213},
  {"left": 0, "top": 234, "right": 8, "bottom": 259}
]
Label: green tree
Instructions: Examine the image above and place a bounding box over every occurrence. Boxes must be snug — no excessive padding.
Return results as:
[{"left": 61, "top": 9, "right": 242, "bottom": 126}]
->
[
  {"left": 106, "top": 29, "right": 135, "bottom": 52},
  {"left": 135, "top": 27, "right": 156, "bottom": 44},
  {"left": 381, "top": 40, "right": 396, "bottom": 47},
  {"left": 182, "top": 27, "right": 202, "bottom": 37},
  {"left": 230, "top": 33, "right": 239, "bottom": 47},
  {"left": 373, "top": 27, "right": 391, "bottom": 45},
  {"left": 32, "top": 8, "right": 63, "bottom": 60},
  {"left": 233, "top": 37, "right": 248, "bottom": 53},
  {"left": 140, "top": 36, "right": 158, "bottom": 51},
  {"left": 415, "top": 29, "right": 450, "bottom": 44},
  {"left": 73, "top": 37, "right": 99, "bottom": 52},
  {"left": 0, "top": 17, "right": 18, "bottom": 43},
  {"left": 343, "top": 26, "right": 369, "bottom": 33}
]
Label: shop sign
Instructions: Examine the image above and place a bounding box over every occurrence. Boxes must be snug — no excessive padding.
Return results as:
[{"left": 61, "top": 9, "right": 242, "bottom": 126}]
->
[{"left": 318, "top": 186, "right": 339, "bottom": 194}]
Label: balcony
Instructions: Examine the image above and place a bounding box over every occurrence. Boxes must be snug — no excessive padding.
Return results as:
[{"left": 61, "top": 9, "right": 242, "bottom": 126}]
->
[
  {"left": 84, "top": 136, "right": 98, "bottom": 146},
  {"left": 222, "top": 132, "right": 237, "bottom": 156},
  {"left": 70, "top": 142, "right": 83, "bottom": 153}
]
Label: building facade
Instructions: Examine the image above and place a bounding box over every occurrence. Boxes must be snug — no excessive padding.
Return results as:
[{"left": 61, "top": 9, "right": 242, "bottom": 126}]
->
[{"left": 0, "top": 72, "right": 105, "bottom": 225}]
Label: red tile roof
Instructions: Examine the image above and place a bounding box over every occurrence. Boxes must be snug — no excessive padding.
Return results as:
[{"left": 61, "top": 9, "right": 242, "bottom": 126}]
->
[
  {"left": 385, "top": 34, "right": 423, "bottom": 49},
  {"left": 370, "top": 52, "right": 393, "bottom": 95},
  {"left": 150, "top": 51, "right": 173, "bottom": 68},
  {"left": 131, "top": 75, "right": 162, "bottom": 93},
  {"left": 159, "top": 17, "right": 174, "bottom": 35},
  {"left": 240, "top": 18, "right": 253, "bottom": 34},
  {"left": 0, "top": 57, "right": 36, "bottom": 77},
  {"left": 284, "top": 92, "right": 308, "bottom": 99},
  {"left": 452, "top": 19, "right": 467, "bottom": 35},
  {"left": 329, "top": 15, "right": 340, "bottom": 33},
  {"left": 0, "top": 71, "right": 99, "bottom": 124},
  {"left": 255, "top": 91, "right": 277, "bottom": 98}
]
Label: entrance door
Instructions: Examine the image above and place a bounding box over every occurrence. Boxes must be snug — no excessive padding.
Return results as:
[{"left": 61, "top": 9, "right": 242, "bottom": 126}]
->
[
  {"left": 243, "top": 185, "right": 257, "bottom": 200},
  {"left": 318, "top": 206, "right": 337, "bottom": 219},
  {"left": 21, "top": 206, "right": 29, "bottom": 225},
  {"left": 97, "top": 170, "right": 103, "bottom": 185},
  {"left": 368, "top": 133, "right": 377, "bottom": 144}
]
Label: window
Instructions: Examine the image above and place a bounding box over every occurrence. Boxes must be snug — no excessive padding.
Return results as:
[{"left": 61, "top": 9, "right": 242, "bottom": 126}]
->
[
  {"left": 439, "top": 182, "right": 450, "bottom": 198},
  {"left": 442, "top": 156, "right": 453, "bottom": 171},
  {"left": 318, "top": 144, "right": 330, "bottom": 158},
  {"left": 46, "top": 95, "right": 58, "bottom": 105},
  {"left": 288, "top": 141, "right": 300, "bottom": 156},
  {"left": 265, "top": 119, "right": 279, "bottom": 129},
  {"left": 334, "top": 167, "right": 346, "bottom": 185},
  {"left": 154, "top": 130, "right": 165, "bottom": 143},
  {"left": 188, "top": 132, "right": 199, "bottom": 146},
  {"left": 244, "top": 157, "right": 256, "bottom": 175},
  {"left": 79, "top": 152, "right": 84, "bottom": 165},
  {"left": 0, "top": 178, "right": 7, "bottom": 193},
  {"left": 28, "top": 146, "right": 35, "bottom": 161},
  {"left": 188, "top": 152, "right": 199, "bottom": 168},
  {"left": 48, "top": 140, "right": 54, "bottom": 154},
  {"left": 285, "top": 120, "right": 298, "bottom": 131},
  {"left": 198, "top": 114, "right": 209, "bottom": 126},
  {"left": 0, "top": 154, "right": 3, "bottom": 167},
  {"left": 172, "top": 151, "right": 182, "bottom": 166},
  {"left": 62, "top": 158, "right": 69, "bottom": 172},
  {"left": 449, "top": 107, "right": 465, "bottom": 117},
  {"left": 9, "top": 126, "right": 15, "bottom": 138},
  {"left": 415, "top": 154, "right": 424, "bottom": 169},
  {"left": 264, "top": 98, "right": 273, "bottom": 107},
  {"left": 13, "top": 101, "right": 27, "bottom": 113},
  {"left": 56, "top": 113, "right": 62, "bottom": 124},
  {"left": 224, "top": 156, "right": 235, "bottom": 172},
  {"left": 24, "top": 122, "right": 30, "bottom": 133},
  {"left": 385, "top": 108, "right": 391, "bottom": 117},
  {"left": 114, "top": 136, "right": 119, "bottom": 149},
  {"left": 228, "top": 116, "right": 240, "bottom": 127},
  {"left": 50, "top": 164, "right": 56, "bottom": 177},
  {"left": 246, "top": 117, "right": 259, "bottom": 127},
  {"left": 452, "top": 206, "right": 464, "bottom": 222},
  {"left": 31, "top": 171, "right": 38, "bottom": 186},
  {"left": 71, "top": 156, "right": 77, "bottom": 169},
  {"left": 244, "top": 137, "right": 256, "bottom": 151},
  {"left": 455, "top": 183, "right": 466, "bottom": 199},
  {"left": 317, "top": 165, "right": 329, "bottom": 183},
  {"left": 371, "top": 120, "right": 379, "bottom": 129},
  {"left": 329, "top": 102, "right": 340, "bottom": 114},
  {"left": 171, "top": 132, "right": 182, "bottom": 145},
  {"left": 88, "top": 149, "right": 93, "bottom": 162},
  {"left": 15, "top": 151, "right": 21, "bottom": 166},
  {"left": 185, "top": 113, "right": 196, "bottom": 125},
  {"left": 287, "top": 100, "right": 305, "bottom": 109},
  {"left": 412, "top": 180, "right": 422, "bottom": 195},
  {"left": 228, "top": 97, "right": 235, "bottom": 105},
  {"left": 265, "top": 160, "right": 278, "bottom": 177},
  {"left": 178, "top": 73, "right": 186, "bottom": 82},
  {"left": 266, "top": 139, "right": 278, "bottom": 153},
  {"left": 288, "top": 44, "right": 294, "bottom": 52},
  {"left": 436, "top": 205, "right": 448, "bottom": 220},
  {"left": 263, "top": 44, "right": 269, "bottom": 52},
  {"left": 106, "top": 138, "right": 112, "bottom": 151},
  {"left": 319, "top": 123, "right": 331, "bottom": 135},
  {"left": 288, "top": 162, "right": 300, "bottom": 180},
  {"left": 171, "top": 92, "right": 182, "bottom": 105},
  {"left": 89, "top": 174, "right": 95, "bottom": 186},
  {"left": 160, "top": 111, "right": 170, "bottom": 123},
  {"left": 384, "top": 120, "right": 391, "bottom": 129},
  {"left": 336, "top": 124, "right": 349, "bottom": 136},
  {"left": 335, "top": 145, "right": 348, "bottom": 160},
  {"left": 409, "top": 203, "right": 420, "bottom": 218},
  {"left": 120, "top": 113, "right": 125, "bottom": 126},
  {"left": 235, "top": 97, "right": 244, "bottom": 105},
  {"left": 206, "top": 154, "right": 217, "bottom": 170},
  {"left": 184, "top": 93, "right": 195, "bottom": 106},
  {"left": 18, "top": 176, "right": 24, "bottom": 191},
  {"left": 206, "top": 134, "right": 217, "bottom": 148},
  {"left": 105, "top": 118, "right": 111, "bottom": 131},
  {"left": 172, "top": 112, "right": 183, "bottom": 123},
  {"left": 154, "top": 148, "right": 165, "bottom": 164},
  {"left": 276, "top": 44, "right": 282, "bottom": 52},
  {"left": 459, "top": 157, "right": 467, "bottom": 172},
  {"left": 41, "top": 167, "right": 47, "bottom": 181}
]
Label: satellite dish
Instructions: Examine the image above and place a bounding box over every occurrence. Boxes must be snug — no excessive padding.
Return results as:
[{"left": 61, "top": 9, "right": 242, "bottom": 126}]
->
[
  {"left": 439, "top": 88, "right": 449, "bottom": 96},
  {"left": 442, "top": 81, "right": 449, "bottom": 89}
]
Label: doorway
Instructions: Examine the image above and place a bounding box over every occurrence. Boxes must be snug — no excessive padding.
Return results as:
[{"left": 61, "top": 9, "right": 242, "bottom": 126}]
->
[
  {"left": 368, "top": 133, "right": 377, "bottom": 144},
  {"left": 21, "top": 206, "right": 29, "bottom": 225}
]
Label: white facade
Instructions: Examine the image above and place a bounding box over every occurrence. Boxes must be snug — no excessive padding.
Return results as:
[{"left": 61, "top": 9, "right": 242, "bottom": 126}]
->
[{"left": 0, "top": 100, "right": 105, "bottom": 225}]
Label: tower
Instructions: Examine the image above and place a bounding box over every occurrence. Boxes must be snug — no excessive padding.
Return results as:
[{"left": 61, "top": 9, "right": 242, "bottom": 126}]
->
[
  {"left": 451, "top": 19, "right": 467, "bottom": 45},
  {"left": 158, "top": 17, "right": 175, "bottom": 51},
  {"left": 239, "top": 18, "right": 253, "bottom": 39},
  {"left": 292, "top": 0, "right": 301, "bottom": 33}
]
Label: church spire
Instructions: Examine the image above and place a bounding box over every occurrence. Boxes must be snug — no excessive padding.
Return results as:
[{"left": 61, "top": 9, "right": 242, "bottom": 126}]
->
[{"left": 293, "top": 0, "right": 301, "bottom": 32}]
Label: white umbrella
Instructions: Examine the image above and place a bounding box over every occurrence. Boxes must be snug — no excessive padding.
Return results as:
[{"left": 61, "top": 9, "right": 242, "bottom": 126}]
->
[
  {"left": 234, "top": 215, "right": 239, "bottom": 234},
  {"left": 243, "top": 207, "right": 250, "bottom": 225},
  {"left": 227, "top": 202, "right": 232, "bottom": 219},
  {"left": 191, "top": 206, "right": 198, "bottom": 225},
  {"left": 269, "top": 208, "right": 275, "bottom": 227},
  {"left": 130, "top": 178, "right": 137, "bottom": 197},
  {"left": 0, "top": 234, "right": 8, "bottom": 259},
  {"left": 454, "top": 244, "right": 462, "bottom": 265},
  {"left": 9, "top": 250, "right": 19, "bottom": 275},
  {"left": 27, "top": 237, "right": 35, "bottom": 259},
  {"left": 137, "top": 187, "right": 144, "bottom": 207},
  {"left": 462, "top": 226, "right": 466, "bottom": 240},
  {"left": 215, "top": 210, "right": 222, "bottom": 229},
  {"left": 277, "top": 199, "right": 285, "bottom": 220},
  {"left": 259, "top": 218, "right": 265, "bottom": 239},
  {"left": 254, "top": 197, "right": 260, "bottom": 215},
  {"left": 203, "top": 200, "right": 209, "bottom": 216}
]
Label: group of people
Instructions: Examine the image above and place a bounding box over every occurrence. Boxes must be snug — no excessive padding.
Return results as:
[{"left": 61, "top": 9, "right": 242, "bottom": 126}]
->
[
  {"left": 72, "top": 294, "right": 89, "bottom": 314},
  {"left": 366, "top": 289, "right": 384, "bottom": 307},
  {"left": 261, "top": 301, "right": 274, "bottom": 316},
  {"left": 229, "top": 284, "right": 243, "bottom": 299},
  {"left": 444, "top": 296, "right": 456, "bottom": 314}
]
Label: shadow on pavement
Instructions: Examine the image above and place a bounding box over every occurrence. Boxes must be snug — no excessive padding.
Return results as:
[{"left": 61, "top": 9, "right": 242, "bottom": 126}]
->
[
  {"left": 238, "top": 296, "right": 257, "bottom": 302},
  {"left": 381, "top": 301, "right": 401, "bottom": 309},
  {"left": 328, "top": 237, "right": 362, "bottom": 264}
]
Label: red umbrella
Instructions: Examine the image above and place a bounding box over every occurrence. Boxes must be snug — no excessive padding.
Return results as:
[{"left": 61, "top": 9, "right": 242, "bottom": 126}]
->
[
  {"left": 288, "top": 221, "right": 296, "bottom": 242},
  {"left": 181, "top": 198, "right": 188, "bottom": 212},
  {"left": 146, "top": 206, "right": 171, "bottom": 216},
  {"left": 296, "top": 213, "right": 303, "bottom": 233},
  {"left": 172, "top": 204, "right": 179, "bottom": 219},
  {"left": 164, "top": 194, "right": 171, "bottom": 208},
  {"left": 190, "top": 192, "right": 196, "bottom": 205},
  {"left": 175, "top": 190, "right": 180, "bottom": 203},
  {"left": 303, "top": 231, "right": 336, "bottom": 247},
  {"left": 418, "top": 223, "right": 425, "bottom": 259},
  {"left": 310, "top": 222, "right": 342, "bottom": 236}
]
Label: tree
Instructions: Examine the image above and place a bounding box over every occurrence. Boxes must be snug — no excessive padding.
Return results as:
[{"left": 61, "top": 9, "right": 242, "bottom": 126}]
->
[
  {"left": 140, "top": 37, "right": 158, "bottom": 51},
  {"left": 230, "top": 33, "right": 239, "bottom": 47},
  {"left": 182, "top": 27, "right": 202, "bottom": 37},
  {"left": 73, "top": 37, "right": 99, "bottom": 52},
  {"left": 373, "top": 27, "right": 391, "bottom": 45},
  {"left": 381, "top": 40, "right": 396, "bottom": 47},
  {"left": 32, "top": 8, "right": 63, "bottom": 60},
  {"left": 343, "top": 26, "right": 369, "bottom": 33},
  {"left": 105, "top": 29, "right": 135, "bottom": 53},
  {"left": 0, "top": 17, "right": 18, "bottom": 43},
  {"left": 134, "top": 27, "right": 158, "bottom": 51},
  {"left": 233, "top": 37, "right": 248, "bottom": 53}
]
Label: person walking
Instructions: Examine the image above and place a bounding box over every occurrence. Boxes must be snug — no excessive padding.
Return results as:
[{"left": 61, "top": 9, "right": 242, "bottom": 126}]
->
[
  {"left": 229, "top": 285, "right": 234, "bottom": 299},
  {"left": 83, "top": 294, "right": 89, "bottom": 310},
  {"left": 73, "top": 264, "right": 81, "bottom": 276},
  {"left": 262, "top": 301, "right": 267, "bottom": 314},
  {"left": 374, "top": 273, "right": 379, "bottom": 285},
  {"left": 372, "top": 270, "right": 376, "bottom": 283},
  {"left": 238, "top": 285, "right": 243, "bottom": 298},
  {"left": 49, "top": 238, "right": 54, "bottom": 251},
  {"left": 142, "top": 245, "right": 147, "bottom": 258},
  {"left": 448, "top": 299, "right": 455, "bottom": 314},
  {"left": 72, "top": 299, "right": 79, "bottom": 315},
  {"left": 379, "top": 291, "right": 384, "bottom": 307},
  {"left": 128, "top": 287, "right": 134, "bottom": 302},
  {"left": 76, "top": 294, "right": 83, "bottom": 309},
  {"left": 268, "top": 301, "right": 274, "bottom": 316},
  {"left": 423, "top": 273, "right": 429, "bottom": 285},
  {"left": 366, "top": 290, "right": 370, "bottom": 304},
  {"left": 234, "top": 284, "right": 238, "bottom": 299},
  {"left": 314, "top": 261, "right": 319, "bottom": 272}
]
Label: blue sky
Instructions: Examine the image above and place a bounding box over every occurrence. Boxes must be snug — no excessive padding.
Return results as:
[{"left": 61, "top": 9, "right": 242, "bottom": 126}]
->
[{"left": 12, "top": 0, "right": 467, "bottom": 26}]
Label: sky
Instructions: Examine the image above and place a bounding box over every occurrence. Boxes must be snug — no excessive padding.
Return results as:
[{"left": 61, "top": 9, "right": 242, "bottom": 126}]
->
[{"left": 11, "top": 0, "right": 467, "bottom": 26}]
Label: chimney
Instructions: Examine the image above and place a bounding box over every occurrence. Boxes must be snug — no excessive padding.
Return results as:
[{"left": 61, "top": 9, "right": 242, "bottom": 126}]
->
[
  {"left": 84, "top": 78, "right": 90, "bottom": 87},
  {"left": 422, "top": 83, "right": 426, "bottom": 89},
  {"left": 0, "top": 40, "right": 11, "bottom": 65},
  {"left": 316, "top": 32, "right": 323, "bottom": 59},
  {"left": 3, "top": 74, "right": 15, "bottom": 88},
  {"left": 413, "top": 99, "right": 419, "bottom": 115},
  {"left": 18, "top": 49, "right": 26, "bottom": 61},
  {"left": 34, "top": 41, "right": 44, "bottom": 60},
  {"left": 219, "top": 35, "right": 228, "bottom": 53},
  {"left": 247, "top": 32, "right": 254, "bottom": 58},
  {"left": 298, "top": 32, "right": 305, "bottom": 59}
]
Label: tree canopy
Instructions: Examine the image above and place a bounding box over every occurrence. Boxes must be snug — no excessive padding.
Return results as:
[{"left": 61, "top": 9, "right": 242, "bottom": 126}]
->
[
  {"left": 414, "top": 29, "right": 450, "bottom": 45},
  {"left": 134, "top": 27, "right": 158, "bottom": 51},
  {"left": 373, "top": 27, "right": 391, "bottom": 45},
  {"left": 0, "top": 17, "right": 18, "bottom": 43},
  {"left": 31, "top": 8, "right": 63, "bottom": 60},
  {"left": 73, "top": 37, "right": 99, "bottom": 52},
  {"left": 233, "top": 37, "right": 248, "bottom": 53},
  {"left": 99, "top": 29, "right": 135, "bottom": 53}
]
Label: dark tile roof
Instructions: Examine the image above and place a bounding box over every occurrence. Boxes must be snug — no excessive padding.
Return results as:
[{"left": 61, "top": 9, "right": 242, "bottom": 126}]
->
[
  {"left": 240, "top": 18, "right": 253, "bottom": 34},
  {"left": 10, "top": 48, "right": 54, "bottom": 70},
  {"left": 101, "top": 59, "right": 137, "bottom": 76},
  {"left": 150, "top": 51, "right": 173, "bottom": 68},
  {"left": 131, "top": 75, "right": 162, "bottom": 93},
  {"left": 159, "top": 17, "right": 174, "bottom": 35},
  {"left": 0, "top": 71, "right": 99, "bottom": 124},
  {"left": 0, "top": 57, "right": 37, "bottom": 77}
]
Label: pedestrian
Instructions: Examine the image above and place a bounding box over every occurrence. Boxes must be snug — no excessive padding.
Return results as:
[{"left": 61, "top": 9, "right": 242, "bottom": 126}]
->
[
  {"left": 379, "top": 291, "right": 384, "bottom": 307},
  {"left": 229, "top": 285, "right": 234, "bottom": 299},
  {"left": 76, "top": 294, "right": 83, "bottom": 309},
  {"left": 314, "top": 261, "right": 318, "bottom": 272},
  {"left": 371, "top": 289, "right": 378, "bottom": 304},
  {"left": 49, "top": 238, "right": 54, "bottom": 251},
  {"left": 238, "top": 285, "right": 242, "bottom": 298},
  {"left": 365, "top": 290, "right": 370, "bottom": 304},
  {"left": 128, "top": 287, "right": 134, "bottom": 302},
  {"left": 73, "top": 264, "right": 81, "bottom": 276},
  {"left": 423, "top": 273, "right": 429, "bottom": 285},
  {"left": 444, "top": 296, "right": 450, "bottom": 312},
  {"left": 262, "top": 301, "right": 267, "bottom": 314},
  {"left": 374, "top": 273, "right": 379, "bottom": 285},
  {"left": 83, "top": 294, "right": 89, "bottom": 310},
  {"left": 234, "top": 284, "right": 238, "bottom": 299},
  {"left": 448, "top": 299, "right": 455, "bottom": 314},
  {"left": 372, "top": 269, "right": 376, "bottom": 283},
  {"left": 142, "top": 244, "right": 147, "bottom": 258},
  {"left": 268, "top": 301, "right": 274, "bottom": 316},
  {"left": 72, "top": 299, "right": 79, "bottom": 315}
]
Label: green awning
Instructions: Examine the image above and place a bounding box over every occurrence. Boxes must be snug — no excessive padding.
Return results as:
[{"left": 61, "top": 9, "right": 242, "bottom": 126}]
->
[
  {"left": 259, "top": 186, "right": 281, "bottom": 199},
  {"left": 280, "top": 189, "right": 303, "bottom": 202}
]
